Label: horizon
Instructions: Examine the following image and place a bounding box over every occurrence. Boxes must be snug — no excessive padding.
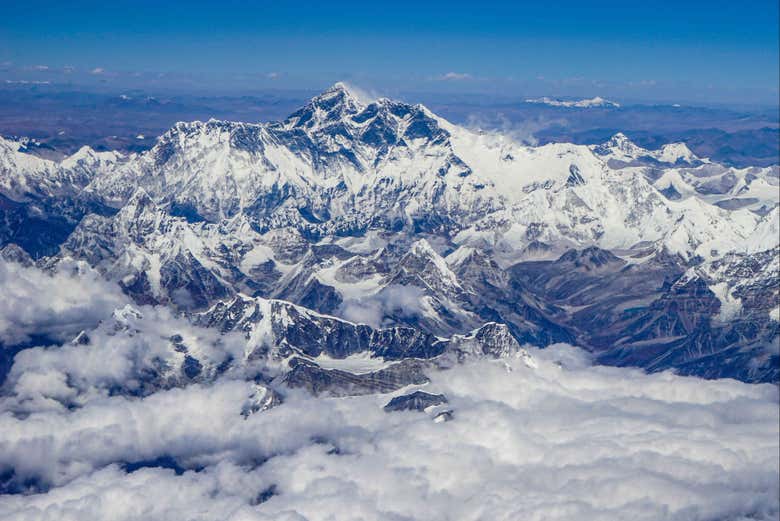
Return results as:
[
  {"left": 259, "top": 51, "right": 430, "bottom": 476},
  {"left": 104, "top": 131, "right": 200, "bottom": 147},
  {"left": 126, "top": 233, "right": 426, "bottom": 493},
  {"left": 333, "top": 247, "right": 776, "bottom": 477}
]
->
[
  {"left": 1, "top": 0, "right": 778, "bottom": 106},
  {"left": 4, "top": 78, "right": 780, "bottom": 112},
  {"left": 2, "top": 78, "right": 777, "bottom": 170}
]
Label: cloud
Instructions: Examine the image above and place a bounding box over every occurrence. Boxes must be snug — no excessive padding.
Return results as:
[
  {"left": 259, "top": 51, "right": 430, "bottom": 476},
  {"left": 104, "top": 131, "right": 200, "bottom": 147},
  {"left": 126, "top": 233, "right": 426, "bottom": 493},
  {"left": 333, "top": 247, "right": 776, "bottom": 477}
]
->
[
  {"left": 463, "top": 112, "right": 569, "bottom": 147},
  {"left": 32, "top": 65, "right": 49, "bottom": 72},
  {"left": 90, "top": 67, "right": 105, "bottom": 75},
  {"left": 0, "top": 258, "right": 127, "bottom": 347},
  {"left": 0, "top": 338, "right": 776, "bottom": 520},
  {"left": 439, "top": 72, "right": 472, "bottom": 81},
  {"left": 266, "top": 72, "right": 281, "bottom": 80},
  {"left": 339, "top": 285, "right": 427, "bottom": 328},
  {"left": 336, "top": 81, "right": 380, "bottom": 105},
  {"left": 2, "top": 303, "right": 247, "bottom": 413},
  {"left": 3, "top": 80, "right": 51, "bottom": 85},
  {"left": 0, "top": 264, "right": 776, "bottom": 520},
  {"left": 628, "top": 79, "right": 658, "bottom": 87}
]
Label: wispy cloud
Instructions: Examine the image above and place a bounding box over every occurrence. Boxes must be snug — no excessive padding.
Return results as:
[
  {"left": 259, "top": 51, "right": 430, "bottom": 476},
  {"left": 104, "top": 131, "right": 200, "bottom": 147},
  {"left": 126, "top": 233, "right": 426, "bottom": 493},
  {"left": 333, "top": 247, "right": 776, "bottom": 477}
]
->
[
  {"left": 627, "top": 79, "right": 658, "bottom": 87},
  {"left": 4, "top": 80, "right": 51, "bottom": 85},
  {"left": 439, "top": 72, "right": 472, "bottom": 81}
]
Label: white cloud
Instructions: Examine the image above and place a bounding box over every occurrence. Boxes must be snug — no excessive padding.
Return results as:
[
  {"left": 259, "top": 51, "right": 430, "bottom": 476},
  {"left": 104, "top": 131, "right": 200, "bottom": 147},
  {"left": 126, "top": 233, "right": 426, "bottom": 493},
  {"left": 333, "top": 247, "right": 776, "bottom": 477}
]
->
[
  {"left": 339, "top": 285, "right": 426, "bottom": 327},
  {"left": 90, "top": 67, "right": 105, "bottom": 75},
  {"left": 628, "top": 79, "right": 658, "bottom": 87},
  {"left": 336, "top": 81, "right": 379, "bottom": 105},
  {"left": 0, "top": 258, "right": 127, "bottom": 346},
  {"left": 2, "top": 303, "right": 247, "bottom": 413},
  {"left": 0, "top": 342, "right": 776, "bottom": 520},
  {"left": 439, "top": 72, "right": 472, "bottom": 81}
]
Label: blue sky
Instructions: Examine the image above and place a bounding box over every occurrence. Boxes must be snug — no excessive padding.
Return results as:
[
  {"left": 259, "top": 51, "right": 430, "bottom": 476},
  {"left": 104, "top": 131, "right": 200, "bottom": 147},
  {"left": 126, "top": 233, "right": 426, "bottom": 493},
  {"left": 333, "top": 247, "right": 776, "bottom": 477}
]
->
[{"left": 1, "top": 0, "right": 778, "bottom": 104}]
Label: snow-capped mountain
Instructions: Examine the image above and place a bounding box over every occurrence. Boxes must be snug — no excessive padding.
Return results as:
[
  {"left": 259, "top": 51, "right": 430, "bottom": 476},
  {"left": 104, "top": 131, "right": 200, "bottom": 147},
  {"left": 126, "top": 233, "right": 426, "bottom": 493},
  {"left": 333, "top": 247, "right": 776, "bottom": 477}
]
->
[
  {"left": 593, "top": 132, "right": 779, "bottom": 213},
  {"left": 1, "top": 83, "right": 778, "bottom": 384},
  {"left": 70, "top": 84, "right": 774, "bottom": 263},
  {"left": 0, "top": 136, "right": 120, "bottom": 201},
  {"left": 592, "top": 132, "right": 700, "bottom": 164},
  {"left": 525, "top": 96, "right": 621, "bottom": 108}
]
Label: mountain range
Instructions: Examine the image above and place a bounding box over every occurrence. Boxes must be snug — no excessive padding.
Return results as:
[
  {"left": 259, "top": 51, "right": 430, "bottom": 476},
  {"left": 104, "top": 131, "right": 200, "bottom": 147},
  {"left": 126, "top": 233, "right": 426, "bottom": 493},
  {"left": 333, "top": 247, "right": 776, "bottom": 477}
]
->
[
  {"left": 1, "top": 82, "right": 778, "bottom": 388},
  {"left": 524, "top": 96, "right": 621, "bottom": 108}
]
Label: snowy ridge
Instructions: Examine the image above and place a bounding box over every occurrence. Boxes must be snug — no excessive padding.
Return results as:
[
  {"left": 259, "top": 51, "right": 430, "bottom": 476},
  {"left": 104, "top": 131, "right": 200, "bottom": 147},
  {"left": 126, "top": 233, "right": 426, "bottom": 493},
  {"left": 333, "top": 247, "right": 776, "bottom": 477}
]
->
[
  {"left": 70, "top": 85, "right": 778, "bottom": 265},
  {"left": 591, "top": 132, "right": 702, "bottom": 165},
  {"left": 525, "top": 96, "right": 621, "bottom": 108},
  {"left": 1, "top": 83, "right": 778, "bottom": 384}
]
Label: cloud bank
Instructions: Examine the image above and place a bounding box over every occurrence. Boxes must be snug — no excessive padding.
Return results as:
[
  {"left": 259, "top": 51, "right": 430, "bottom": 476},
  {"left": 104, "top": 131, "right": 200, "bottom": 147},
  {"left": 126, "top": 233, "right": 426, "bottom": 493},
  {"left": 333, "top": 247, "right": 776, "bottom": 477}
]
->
[
  {"left": 0, "top": 262, "right": 776, "bottom": 519},
  {"left": 0, "top": 340, "right": 776, "bottom": 520},
  {"left": 0, "top": 258, "right": 127, "bottom": 346}
]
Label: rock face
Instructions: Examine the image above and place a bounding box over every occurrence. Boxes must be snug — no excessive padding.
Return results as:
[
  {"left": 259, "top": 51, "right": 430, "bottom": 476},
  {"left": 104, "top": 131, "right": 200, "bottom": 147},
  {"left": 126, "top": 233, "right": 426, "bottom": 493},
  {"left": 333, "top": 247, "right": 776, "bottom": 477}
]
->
[
  {"left": 0, "top": 83, "right": 778, "bottom": 384},
  {"left": 241, "top": 384, "right": 284, "bottom": 418},
  {"left": 283, "top": 357, "right": 430, "bottom": 397},
  {"left": 383, "top": 391, "right": 448, "bottom": 413},
  {"left": 196, "top": 294, "right": 529, "bottom": 366},
  {"left": 510, "top": 246, "right": 779, "bottom": 382},
  {"left": 195, "top": 294, "right": 447, "bottom": 361}
]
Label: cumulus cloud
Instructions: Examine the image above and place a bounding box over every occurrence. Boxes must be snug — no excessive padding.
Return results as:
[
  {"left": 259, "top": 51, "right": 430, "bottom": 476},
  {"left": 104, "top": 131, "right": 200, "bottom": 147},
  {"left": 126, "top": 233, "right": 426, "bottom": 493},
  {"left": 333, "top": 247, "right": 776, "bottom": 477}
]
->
[
  {"left": 0, "top": 258, "right": 127, "bottom": 346},
  {"left": 0, "top": 342, "right": 776, "bottom": 520},
  {"left": 89, "top": 67, "right": 105, "bottom": 75},
  {"left": 2, "top": 304, "right": 247, "bottom": 413}
]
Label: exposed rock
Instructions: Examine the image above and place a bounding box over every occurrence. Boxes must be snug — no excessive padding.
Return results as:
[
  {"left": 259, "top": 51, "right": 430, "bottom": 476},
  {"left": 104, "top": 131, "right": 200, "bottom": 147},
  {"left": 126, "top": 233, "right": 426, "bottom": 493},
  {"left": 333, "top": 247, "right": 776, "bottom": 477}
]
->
[
  {"left": 282, "top": 357, "right": 429, "bottom": 397},
  {"left": 241, "top": 384, "right": 284, "bottom": 418},
  {"left": 383, "top": 390, "right": 448, "bottom": 413},
  {"left": 433, "top": 410, "right": 454, "bottom": 423}
]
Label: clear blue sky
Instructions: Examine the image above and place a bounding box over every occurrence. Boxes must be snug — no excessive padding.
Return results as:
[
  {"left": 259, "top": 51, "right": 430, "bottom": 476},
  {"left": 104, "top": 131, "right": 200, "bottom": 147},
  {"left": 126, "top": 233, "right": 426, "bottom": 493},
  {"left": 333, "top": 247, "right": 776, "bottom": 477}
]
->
[{"left": 1, "top": 0, "right": 778, "bottom": 104}]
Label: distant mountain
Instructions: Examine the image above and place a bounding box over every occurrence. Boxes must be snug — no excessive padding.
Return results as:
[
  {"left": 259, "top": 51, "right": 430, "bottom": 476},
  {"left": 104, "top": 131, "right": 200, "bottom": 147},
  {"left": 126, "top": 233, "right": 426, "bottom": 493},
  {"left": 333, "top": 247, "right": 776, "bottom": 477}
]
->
[
  {"left": 525, "top": 96, "right": 621, "bottom": 108},
  {"left": 1, "top": 83, "right": 777, "bottom": 384}
]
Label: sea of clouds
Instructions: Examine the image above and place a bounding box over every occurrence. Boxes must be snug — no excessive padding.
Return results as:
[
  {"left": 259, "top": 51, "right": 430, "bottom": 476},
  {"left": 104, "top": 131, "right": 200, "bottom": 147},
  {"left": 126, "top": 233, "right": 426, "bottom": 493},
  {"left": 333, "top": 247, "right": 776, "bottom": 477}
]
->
[
  {"left": 0, "top": 258, "right": 778, "bottom": 520},
  {"left": 0, "top": 258, "right": 126, "bottom": 346}
]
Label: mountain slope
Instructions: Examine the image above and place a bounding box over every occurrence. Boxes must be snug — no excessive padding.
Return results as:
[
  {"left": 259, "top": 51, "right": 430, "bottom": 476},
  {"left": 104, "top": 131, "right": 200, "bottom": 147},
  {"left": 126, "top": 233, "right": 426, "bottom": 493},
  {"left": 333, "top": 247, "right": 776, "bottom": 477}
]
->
[{"left": 0, "top": 83, "right": 777, "bottom": 383}]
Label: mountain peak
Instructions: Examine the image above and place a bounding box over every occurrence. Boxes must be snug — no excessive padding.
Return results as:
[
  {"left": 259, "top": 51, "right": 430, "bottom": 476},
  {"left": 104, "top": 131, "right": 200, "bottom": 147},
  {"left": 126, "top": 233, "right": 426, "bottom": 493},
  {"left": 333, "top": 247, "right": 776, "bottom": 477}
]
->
[
  {"left": 122, "top": 187, "right": 156, "bottom": 213},
  {"left": 610, "top": 132, "right": 638, "bottom": 148},
  {"left": 325, "top": 82, "right": 375, "bottom": 104},
  {"left": 658, "top": 142, "right": 698, "bottom": 164},
  {"left": 525, "top": 96, "right": 620, "bottom": 108},
  {"left": 593, "top": 132, "right": 645, "bottom": 157},
  {"left": 285, "top": 82, "right": 367, "bottom": 130},
  {"left": 313, "top": 82, "right": 367, "bottom": 107},
  {"left": 325, "top": 81, "right": 354, "bottom": 94}
]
